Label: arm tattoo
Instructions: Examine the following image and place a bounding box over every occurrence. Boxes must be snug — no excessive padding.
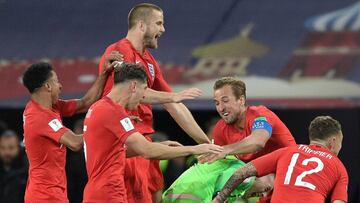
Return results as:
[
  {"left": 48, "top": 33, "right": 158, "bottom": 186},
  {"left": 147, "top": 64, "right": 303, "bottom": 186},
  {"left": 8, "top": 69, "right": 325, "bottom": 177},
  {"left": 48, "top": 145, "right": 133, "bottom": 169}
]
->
[{"left": 214, "top": 163, "right": 258, "bottom": 202}]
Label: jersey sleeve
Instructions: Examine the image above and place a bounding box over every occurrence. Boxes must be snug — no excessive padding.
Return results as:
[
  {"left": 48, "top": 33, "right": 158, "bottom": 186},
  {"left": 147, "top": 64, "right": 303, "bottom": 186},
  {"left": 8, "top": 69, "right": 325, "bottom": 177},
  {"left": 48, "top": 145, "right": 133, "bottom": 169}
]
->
[
  {"left": 250, "top": 110, "right": 277, "bottom": 137},
  {"left": 251, "top": 147, "right": 286, "bottom": 176},
  {"left": 152, "top": 60, "right": 172, "bottom": 92},
  {"left": 41, "top": 114, "right": 71, "bottom": 143},
  {"left": 56, "top": 99, "right": 77, "bottom": 117},
  {"left": 213, "top": 121, "right": 226, "bottom": 146},
  {"left": 330, "top": 162, "right": 349, "bottom": 202},
  {"left": 109, "top": 110, "right": 139, "bottom": 144}
]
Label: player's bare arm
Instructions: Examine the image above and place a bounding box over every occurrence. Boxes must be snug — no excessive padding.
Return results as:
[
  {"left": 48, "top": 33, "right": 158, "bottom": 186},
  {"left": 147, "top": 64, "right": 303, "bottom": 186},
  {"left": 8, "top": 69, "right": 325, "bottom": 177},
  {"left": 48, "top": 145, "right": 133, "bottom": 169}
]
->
[
  {"left": 199, "top": 129, "right": 270, "bottom": 163},
  {"left": 163, "top": 102, "right": 211, "bottom": 144},
  {"left": 141, "top": 87, "right": 202, "bottom": 104},
  {"left": 125, "top": 132, "right": 222, "bottom": 159},
  {"left": 76, "top": 51, "right": 123, "bottom": 113},
  {"left": 59, "top": 131, "right": 83, "bottom": 151},
  {"left": 212, "top": 163, "right": 258, "bottom": 203}
]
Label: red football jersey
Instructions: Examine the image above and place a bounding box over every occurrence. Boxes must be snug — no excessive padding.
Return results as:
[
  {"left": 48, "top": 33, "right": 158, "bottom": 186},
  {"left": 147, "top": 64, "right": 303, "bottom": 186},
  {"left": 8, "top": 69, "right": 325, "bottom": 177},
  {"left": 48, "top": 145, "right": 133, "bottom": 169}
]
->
[
  {"left": 23, "top": 99, "right": 77, "bottom": 203},
  {"left": 83, "top": 96, "right": 138, "bottom": 203},
  {"left": 213, "top": 106, "right": 296, "bottom": 162},
  {"left": 252, "top": 144, "right": 348, "bottom": 203},
  {"left": 99, "top": 38, "right": 172, "bottom": 135}
]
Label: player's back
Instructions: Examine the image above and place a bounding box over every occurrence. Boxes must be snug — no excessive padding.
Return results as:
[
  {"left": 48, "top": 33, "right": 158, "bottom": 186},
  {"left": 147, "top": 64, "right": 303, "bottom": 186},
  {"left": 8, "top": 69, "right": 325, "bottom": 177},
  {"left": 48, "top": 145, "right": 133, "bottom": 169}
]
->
[
  {"left": 271, "top": 144, "right": 348, "bottom": 203},
  {"left": 83, "top": 97, "right": 129, "bottom": 202}
]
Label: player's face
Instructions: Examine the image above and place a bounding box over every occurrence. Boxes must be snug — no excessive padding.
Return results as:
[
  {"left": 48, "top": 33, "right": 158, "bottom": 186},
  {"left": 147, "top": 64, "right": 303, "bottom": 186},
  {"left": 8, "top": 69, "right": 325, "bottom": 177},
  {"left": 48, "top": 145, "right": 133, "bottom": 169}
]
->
[
  {"left": 46, "top": 71, "right": 62, "bottom": 104},
  {"left": 143, "top": 10, "right": 165, "bottom": 49},
  {"left": 214, "top": 85, "right": 244, "bottom": 124},
  {"left": 128, "top": 81, "right": 147, "bottom": 110}
]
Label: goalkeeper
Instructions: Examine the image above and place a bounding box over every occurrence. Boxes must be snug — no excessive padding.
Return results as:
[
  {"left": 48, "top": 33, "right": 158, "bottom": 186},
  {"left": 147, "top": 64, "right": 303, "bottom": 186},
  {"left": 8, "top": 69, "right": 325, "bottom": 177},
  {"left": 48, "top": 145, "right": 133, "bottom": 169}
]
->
[{"left": 162, "top": 156, "right": 271, "bottom": 203}]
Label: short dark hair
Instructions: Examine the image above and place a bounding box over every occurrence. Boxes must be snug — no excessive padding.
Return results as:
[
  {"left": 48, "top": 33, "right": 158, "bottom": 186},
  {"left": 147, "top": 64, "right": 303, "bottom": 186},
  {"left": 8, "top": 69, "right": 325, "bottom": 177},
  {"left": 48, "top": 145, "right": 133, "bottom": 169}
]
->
[
  {"left": 114, "top": 63, "right": 147, "bottom": 84},
  {"left": 213, "top": 77, "right": 246, "bottom": 99},
  {"left": 128, "top": 3, "right": 162, "bottom": 29},
  {"left": 309, "top": 116, "right": 342, "bottom": 141},
  {"left": 22, "top": 62, "right": 53, "bottom": 93},
  {"left": 0, "top": 130, "right": 19, "bottom": 140}
]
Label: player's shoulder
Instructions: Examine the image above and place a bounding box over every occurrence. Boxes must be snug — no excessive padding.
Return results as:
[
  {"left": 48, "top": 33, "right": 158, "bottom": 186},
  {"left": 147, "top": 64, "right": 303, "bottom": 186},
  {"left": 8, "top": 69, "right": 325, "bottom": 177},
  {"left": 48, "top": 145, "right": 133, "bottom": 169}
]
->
[
  {"left": 24, "top": 100, "right": 57, "bottom": 120},
  {"left": 332, "top": 156, "right": 348, "bottom": 175},
  {"left": 249, "top": 105, "right": 273, "bottom": 115},
  {"left": 214, "top": 119, "right": 227, "bottom": 130}
]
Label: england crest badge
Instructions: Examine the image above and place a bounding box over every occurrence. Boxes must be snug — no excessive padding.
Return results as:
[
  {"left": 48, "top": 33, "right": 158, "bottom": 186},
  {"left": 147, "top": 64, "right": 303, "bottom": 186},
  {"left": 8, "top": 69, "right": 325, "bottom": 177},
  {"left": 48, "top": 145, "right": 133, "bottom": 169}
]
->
[{"left": 148, "top": 63, "right": 155, "bottom": 78}]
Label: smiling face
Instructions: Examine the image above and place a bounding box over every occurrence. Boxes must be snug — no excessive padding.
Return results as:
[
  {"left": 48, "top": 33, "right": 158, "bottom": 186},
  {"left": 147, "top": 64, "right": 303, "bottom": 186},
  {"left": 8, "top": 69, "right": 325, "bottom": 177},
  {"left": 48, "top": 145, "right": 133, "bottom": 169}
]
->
[
  {"left": 213, "top": 85, "right": 245, "bottom": 124},
  {"left": 46, "top": 71, "right": 63, "bottom": 104},
  {"left": 143, "top": 10, "right": 165, "bottom": 49}
]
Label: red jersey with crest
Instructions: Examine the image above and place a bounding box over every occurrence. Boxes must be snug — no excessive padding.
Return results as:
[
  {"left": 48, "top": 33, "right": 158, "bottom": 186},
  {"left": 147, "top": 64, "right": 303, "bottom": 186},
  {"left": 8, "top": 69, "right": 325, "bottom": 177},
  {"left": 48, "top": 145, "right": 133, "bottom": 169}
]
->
[
  {"left": 213, "top": 105, "right": 296, "bottom": 162},
  {"left": 83, "top": 96, "right": 138, "bottom": 203},
  {"left": 252, "top": 144, "right": 348, "bottom": 203},
  {"left": 99, "top": 38, "right": 169, "bottom": 202},
  {"left": 99, "top": 38, "right": 172, "bottom": 135},
  {"left": 23, "top": 99, "right": 77, "bottom": 203}
]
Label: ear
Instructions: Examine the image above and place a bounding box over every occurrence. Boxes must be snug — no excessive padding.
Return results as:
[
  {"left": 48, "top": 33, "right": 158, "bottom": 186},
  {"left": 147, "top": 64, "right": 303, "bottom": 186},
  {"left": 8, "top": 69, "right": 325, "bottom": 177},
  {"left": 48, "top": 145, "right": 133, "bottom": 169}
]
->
[
  {"left": 44, "top": 82, "right": 51, "bottom": 92},
  {"left": 239, "top": 95, "right": 246, "bottom": 106},
  {"left": 129, "top": 81, "right": 137, "bottom": 93},
  {"left": 139, "top": 20, "right": 146, "bottom": 32},
  {"left": 327, "top": 136, "right": 337, "bottom": 151}
]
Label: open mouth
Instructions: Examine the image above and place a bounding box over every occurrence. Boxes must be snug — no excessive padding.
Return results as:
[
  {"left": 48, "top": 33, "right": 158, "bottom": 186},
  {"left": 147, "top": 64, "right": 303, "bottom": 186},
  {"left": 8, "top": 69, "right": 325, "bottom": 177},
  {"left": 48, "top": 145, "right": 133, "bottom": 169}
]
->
[
  {"left": 223, "top": 112, "right": 229, "bottom": 117},
  {"left": 155, "top": 33, "right": 161, "bottom": 39}
]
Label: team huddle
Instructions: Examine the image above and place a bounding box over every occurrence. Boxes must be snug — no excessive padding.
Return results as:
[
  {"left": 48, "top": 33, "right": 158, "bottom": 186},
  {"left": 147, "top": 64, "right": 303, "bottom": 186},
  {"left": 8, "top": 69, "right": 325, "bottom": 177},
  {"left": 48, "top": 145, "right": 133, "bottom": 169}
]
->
[{"left": 21, "top": 3, "right": 348, "bottom": 203}]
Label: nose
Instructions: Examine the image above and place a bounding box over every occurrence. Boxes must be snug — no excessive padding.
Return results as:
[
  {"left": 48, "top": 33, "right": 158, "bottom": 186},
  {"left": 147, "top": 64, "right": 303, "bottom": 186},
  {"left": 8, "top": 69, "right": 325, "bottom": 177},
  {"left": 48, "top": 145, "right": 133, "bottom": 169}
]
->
[
  {"left": 161, "top": 24, "right": 165, "bottom": 33},
  {"left": 216, "top": 103, "right": 225, "bottom": 113},
  {"left": 59, "top": 83, "right": 63, "bottom": 90}
]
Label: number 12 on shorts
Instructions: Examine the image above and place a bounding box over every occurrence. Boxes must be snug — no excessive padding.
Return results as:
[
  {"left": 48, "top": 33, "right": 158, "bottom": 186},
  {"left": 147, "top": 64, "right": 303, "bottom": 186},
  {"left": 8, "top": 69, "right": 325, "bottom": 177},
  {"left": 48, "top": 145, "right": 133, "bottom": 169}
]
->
[{"left": 283, "top": 153, "right": 324, "bottom": 190}]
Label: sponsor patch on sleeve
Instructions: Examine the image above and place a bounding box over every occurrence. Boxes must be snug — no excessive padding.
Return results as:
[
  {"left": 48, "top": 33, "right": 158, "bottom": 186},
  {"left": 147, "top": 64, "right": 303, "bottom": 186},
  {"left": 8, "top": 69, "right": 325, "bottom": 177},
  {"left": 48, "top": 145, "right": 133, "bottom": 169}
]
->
[
  {"left": 251, "top": 116, "right": 273, "bottom": 136},
  {"left": 48, "top": 119, "right": 63, "bottom": 132},
  {"left": 120, "top": 117, "right": 134, "bottom": 132}
]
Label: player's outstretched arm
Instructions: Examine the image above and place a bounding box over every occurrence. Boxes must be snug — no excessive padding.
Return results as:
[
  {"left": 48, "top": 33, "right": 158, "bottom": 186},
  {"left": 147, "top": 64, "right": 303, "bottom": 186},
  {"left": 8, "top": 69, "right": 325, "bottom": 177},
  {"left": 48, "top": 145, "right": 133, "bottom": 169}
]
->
[
  {"left": 162, "top": 102, "right": 210, "bottom": 144},
  {"left": 141, "top": 87, "right": 202, "bottom": 104},
  {"left": 199, "top": 129, "right": 270, "bottom": 164},
  {"left": 75, "top": 51, "right": 123, "bottom": 113},
  {"left": 125, "top": 132, "right": 223, "bottom": 159},
  {"left": 59, "top": 131, "right": 83, "bottom": 151},
  {"left": 212, "top": 163, "right": 258, "bottom": 203}
]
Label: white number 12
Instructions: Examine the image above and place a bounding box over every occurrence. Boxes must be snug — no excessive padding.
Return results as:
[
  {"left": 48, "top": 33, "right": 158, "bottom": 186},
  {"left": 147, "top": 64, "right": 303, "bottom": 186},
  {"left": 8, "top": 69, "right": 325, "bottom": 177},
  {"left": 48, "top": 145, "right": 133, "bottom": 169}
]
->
[{"left": 283, "top": 153, "right": 324, "bottom": 190}]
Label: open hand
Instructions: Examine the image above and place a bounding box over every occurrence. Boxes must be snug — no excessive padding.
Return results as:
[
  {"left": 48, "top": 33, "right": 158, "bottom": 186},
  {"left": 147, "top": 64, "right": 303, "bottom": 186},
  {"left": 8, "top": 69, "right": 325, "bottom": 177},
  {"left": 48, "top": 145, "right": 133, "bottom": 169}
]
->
[
  {"left": 172, "top": 88, "right": 202, "bottom": 102},
  {"left": 193, "top": 144, "right": 224, "bottom": 155},
  {"left": 103, "top": 51, "right": 124, "bottom": 73}
]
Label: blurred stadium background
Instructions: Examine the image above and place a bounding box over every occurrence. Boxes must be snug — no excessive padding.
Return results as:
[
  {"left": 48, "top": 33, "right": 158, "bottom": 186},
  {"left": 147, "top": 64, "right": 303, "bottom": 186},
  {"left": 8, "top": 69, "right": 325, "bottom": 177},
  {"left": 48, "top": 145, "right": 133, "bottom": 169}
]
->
[{"left": 0, "top": 0, "right": 360, "bottom": 202}]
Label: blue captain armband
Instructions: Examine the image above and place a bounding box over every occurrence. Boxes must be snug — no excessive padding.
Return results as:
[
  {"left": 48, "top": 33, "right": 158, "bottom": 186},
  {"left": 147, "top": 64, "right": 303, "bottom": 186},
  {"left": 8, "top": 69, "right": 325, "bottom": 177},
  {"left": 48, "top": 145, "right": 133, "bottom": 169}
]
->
[{"left": 251, "top": 116, "right": 273, "bottom": 137}]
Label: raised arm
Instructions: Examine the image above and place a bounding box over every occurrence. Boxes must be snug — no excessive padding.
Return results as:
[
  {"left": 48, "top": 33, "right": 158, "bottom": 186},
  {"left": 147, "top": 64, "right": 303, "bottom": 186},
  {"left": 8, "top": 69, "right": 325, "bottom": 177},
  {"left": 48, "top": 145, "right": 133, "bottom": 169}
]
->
[
  {"left": 212, "top": 163, "right": 258, "bottom": 203},
  {"left": 141, "top": 87, "right": 202, "bottom": 104},
  {"left": 162, "top": 102, "right": 211, "bottom": 144},
  {"left": 125, "top": 132, "right": 222, "bottom": 159},
  {"left": 75, "top": 51, "right": 123, "bottom": 113}
]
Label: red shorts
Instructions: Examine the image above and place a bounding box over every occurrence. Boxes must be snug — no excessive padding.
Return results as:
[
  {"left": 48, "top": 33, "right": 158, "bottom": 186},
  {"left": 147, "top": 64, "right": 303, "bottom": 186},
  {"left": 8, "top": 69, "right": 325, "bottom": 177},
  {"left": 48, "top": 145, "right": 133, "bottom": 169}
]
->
[
  {"left": 124, "top": 136, "right": 164, "bottom": 203},
  {"left": 148, "top": 159, "right": 164, "bottom": 193},
  {"left": 124, "top": 156, "right": 152, "bottom": 203}
]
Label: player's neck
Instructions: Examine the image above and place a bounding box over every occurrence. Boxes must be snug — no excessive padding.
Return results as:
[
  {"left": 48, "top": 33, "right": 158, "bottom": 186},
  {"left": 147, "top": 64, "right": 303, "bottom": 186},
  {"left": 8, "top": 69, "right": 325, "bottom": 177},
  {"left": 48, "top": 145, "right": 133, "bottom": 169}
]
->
[
  {"left": 31, "top": 92, "right": 53, "bottom": 109},
  {"left": 309, "top": 140, "right": 329, "bottom": 149},
  {"left": 107, "top": 87, "right": 129, "bottom": 107},
  {"left": 235, "top": 108, "right": 247, "bottom": 130},
  {"left": 126, "top": 33, "right": 145, "bottom": 54}
]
